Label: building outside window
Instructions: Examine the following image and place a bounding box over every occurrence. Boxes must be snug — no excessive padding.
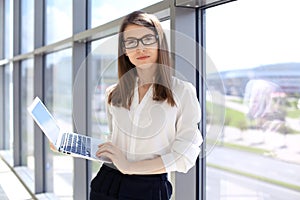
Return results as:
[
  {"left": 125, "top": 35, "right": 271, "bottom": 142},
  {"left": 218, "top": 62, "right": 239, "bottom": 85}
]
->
[{"left": 205, "top": 0, "right": 300, "bottom": 199}]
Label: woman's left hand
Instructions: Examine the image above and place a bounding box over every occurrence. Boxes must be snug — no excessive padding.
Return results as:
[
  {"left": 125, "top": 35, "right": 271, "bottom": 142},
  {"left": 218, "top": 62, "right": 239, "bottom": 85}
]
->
[{"left": 96, "top": 142, "right": 132, "bottom": 174}]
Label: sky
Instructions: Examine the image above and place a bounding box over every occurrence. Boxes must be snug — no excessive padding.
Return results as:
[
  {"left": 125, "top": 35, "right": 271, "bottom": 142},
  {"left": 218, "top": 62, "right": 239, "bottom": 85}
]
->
[
  {"left": 90, "top": 0, "right": 300, "bottom": 73},
  {"left": 16, "top": 0, "right": 300, "bottom": 73},
  {"left": 205, "top": 0, "right": 300, "bottom": 71}
]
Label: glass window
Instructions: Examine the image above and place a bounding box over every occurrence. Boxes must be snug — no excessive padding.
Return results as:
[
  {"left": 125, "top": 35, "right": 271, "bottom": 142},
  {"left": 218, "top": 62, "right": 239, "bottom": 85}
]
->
[
  {"left": 205, "top": 0, "right": 300, "bottom": 199},
  {"left": 20, "top": 59, "right": 34, "bottom": 173},
  {"left": 161, "top": 20, "right": 171, "bottom": 50},
  {"left": 45, "top": 0, "right": 72, "bottom": 45},
  {"left": 89, "top": 35, "right": 118, "bottom": 177},
  {"left": 21, "top": 0, "right": 34, "bottom": 53},
  {"left": 90, "top": 0, "right": 163, "bottom": 28},
  {"left": 0, "top": 67, "right": 3, "bottom": 148},
  {"left": 4, "top": 64, "right": 13, "bottom": 159},
  {"left": 45, "top": 49, "right": 73, "bottom": 198},
  {"left": 4, "top": 0, "right": 12, "bottom": 58}
]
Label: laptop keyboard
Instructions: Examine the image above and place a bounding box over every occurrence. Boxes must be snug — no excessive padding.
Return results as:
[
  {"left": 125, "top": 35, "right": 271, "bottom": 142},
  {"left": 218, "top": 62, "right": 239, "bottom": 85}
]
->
[{"left": 60, "top": 133, "right": 91, "bottom": 157}]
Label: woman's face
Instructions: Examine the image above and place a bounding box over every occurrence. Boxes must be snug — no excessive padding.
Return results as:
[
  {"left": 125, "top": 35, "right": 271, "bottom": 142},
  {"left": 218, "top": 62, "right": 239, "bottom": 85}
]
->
[{"left": 123, "top": 24, "right": 158, "bottom": 69}]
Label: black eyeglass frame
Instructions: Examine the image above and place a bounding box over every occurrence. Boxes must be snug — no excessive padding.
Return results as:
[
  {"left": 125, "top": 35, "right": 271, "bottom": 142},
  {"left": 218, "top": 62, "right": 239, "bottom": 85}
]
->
[{"left": 123, "top": 34, "right": 159, "bottom": 49}]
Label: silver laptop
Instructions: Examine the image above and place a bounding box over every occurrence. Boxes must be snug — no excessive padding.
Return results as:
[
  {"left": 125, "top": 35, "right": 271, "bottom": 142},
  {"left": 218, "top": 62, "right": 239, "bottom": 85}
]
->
[{"left": 27, "top": 96, "right": 111, "bottom": 163}]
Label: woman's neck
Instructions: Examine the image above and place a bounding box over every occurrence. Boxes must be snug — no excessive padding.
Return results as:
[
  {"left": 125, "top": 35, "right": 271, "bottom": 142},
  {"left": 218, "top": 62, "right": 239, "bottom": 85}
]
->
[{"left": 136, "top": 65, "right": 157, "bottom": 87}]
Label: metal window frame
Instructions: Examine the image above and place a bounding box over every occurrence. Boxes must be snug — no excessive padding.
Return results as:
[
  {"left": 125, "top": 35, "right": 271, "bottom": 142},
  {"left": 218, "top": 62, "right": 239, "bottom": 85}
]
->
[
  {"left": 0, "top": 1, "right": 171, "bottom": 64},
  {"left": 0, "top": 0, "right": 4, "bottom": 60},
  {"left": 0, "top": 0, "right": 4, "bottom": 148},
  {"left": 0, "top": 66, "right": 4, "bottom": 149},
  {"left": 12, "top": 0, "right": 22, "bottom": 167},
  {"left": 175, "top": 0, "right": 237, "bottom": 9},
  {"left": 14, "top": 0, "right": 31, "bottom": 167},
  {"left": 73, "top": 0, "right": 89, "bottom": 199},
  {"left": 197, "top": 8, "right": 207, "bottom": 200},
  {"left": 33, "top": 0, "right": 50, "bottom": 194},
  {"left": 170, "top": 5, "right": 204, "bottom": 200}
]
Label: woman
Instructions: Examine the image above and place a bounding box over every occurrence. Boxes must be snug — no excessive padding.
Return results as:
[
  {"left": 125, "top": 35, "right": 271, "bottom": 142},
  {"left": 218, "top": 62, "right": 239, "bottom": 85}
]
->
[{"left": 90, "top": 10, "right": 203, "bottom": 200}]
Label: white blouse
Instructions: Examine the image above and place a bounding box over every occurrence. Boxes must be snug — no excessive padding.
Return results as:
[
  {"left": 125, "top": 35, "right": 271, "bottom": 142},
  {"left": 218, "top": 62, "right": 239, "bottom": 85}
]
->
[{"left": 105, "top": 76, "right": 203, "bottom": 173}]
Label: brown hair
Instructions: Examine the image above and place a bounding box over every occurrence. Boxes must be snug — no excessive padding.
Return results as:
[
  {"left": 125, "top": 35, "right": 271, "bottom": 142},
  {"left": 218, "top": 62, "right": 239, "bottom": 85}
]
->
[{"left": 108, "top": 10, "right": 175, "bottom": 109}]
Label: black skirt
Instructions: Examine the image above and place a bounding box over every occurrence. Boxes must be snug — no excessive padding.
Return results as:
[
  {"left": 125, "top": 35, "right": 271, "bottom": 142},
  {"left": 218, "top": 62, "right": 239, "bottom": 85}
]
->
[{"left": 90, "top": 164, "right": 173, "bottom": 200}]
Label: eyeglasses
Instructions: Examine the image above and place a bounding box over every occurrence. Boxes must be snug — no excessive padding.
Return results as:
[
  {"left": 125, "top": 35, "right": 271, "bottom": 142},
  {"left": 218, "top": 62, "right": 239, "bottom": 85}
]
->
[{"left": 123, "top": 34, "right": 158, "bottom": 49}]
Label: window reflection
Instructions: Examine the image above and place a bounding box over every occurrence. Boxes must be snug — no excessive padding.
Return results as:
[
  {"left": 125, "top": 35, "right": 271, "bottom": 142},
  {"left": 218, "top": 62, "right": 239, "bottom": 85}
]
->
[
  {"left": 45, "top": 49, "right": 73, "bottom": 198},
  {"left": 244, "top": 79, "right": 286, "bottom": 134},
  {"left": 205, "top": 0, "right": 300, "bottom": 199},
  {"left": 45, "top": 0, "right": 72, "bottom": 45}
]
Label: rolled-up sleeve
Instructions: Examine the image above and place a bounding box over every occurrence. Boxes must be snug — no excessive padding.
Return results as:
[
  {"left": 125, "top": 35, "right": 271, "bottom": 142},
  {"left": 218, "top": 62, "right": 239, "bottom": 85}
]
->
[{"left": 161, "top": 83, "right": 203, "bottom": 173}]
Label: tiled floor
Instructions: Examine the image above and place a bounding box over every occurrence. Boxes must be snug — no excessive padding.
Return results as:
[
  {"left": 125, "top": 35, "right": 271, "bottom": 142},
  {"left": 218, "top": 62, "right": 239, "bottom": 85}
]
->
[{"left": 0, "top": 158, "right": 34, "bottom": 200}]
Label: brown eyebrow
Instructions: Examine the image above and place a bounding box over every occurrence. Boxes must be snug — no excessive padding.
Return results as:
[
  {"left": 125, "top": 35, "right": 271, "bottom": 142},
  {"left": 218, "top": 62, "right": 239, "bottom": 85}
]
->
[{"left": 124, "top": 34, "right": 155, "bottom": 41}]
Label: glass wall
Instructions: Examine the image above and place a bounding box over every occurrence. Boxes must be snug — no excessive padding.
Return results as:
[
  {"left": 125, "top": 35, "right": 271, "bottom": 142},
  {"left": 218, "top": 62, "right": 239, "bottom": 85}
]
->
[
  {"left": 4, "top": 64, "right": 13, "bottom": 158},
  {"left": 21, "top": 0, "right": 34, "bottom": 54},
  {"left": 89, "top": 36, "right": 119, "bottom": 177},
  {"left": 1, "top": 1, "right": 179, "bottom": 199},
  {"left": 20, "top": 59, "right": 34, "bottom": 171},
  {"left": 90, "top": 0, "right": 163, "bottom": 28},
  {"left": 4, "top": 0, "right": 12, "bottom": 58},
  {"left": 0, "top": 67, "right": 3, "bottom": 148},
  {"left": 205, "top": 0, "right": 300, "bottom": 199},
  {"left": 45, "top": 49, "right": 73, "bottom": 198},
  {"left": 4, "top": 0, "right": 300, "bottom": 199},
  {"left": 45, "top": 0, "right": 72, "bottom": 45}
]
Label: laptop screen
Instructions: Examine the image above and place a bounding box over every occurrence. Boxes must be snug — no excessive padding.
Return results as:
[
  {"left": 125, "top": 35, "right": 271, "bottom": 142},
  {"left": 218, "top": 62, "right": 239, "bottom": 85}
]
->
[{"left": 30, "top": 100, "right": 60, "bottom": 144}]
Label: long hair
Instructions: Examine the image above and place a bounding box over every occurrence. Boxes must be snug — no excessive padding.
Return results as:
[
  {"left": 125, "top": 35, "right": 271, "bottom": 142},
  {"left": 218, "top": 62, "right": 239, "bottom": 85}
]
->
[{"left": 108, "top": 10, "right": 175, "bottom": 109}]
